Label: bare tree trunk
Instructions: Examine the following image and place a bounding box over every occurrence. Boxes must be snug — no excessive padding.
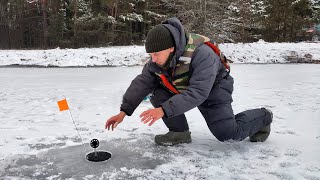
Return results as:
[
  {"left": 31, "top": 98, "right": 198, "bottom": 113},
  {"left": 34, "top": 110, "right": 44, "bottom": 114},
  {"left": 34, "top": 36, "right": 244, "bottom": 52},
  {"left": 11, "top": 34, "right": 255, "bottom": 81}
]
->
[
  {"left": 0, "top": 0, "right": 8, "bottom": 19},
  {"left": 74, "top": 0, "right": 78, "bottom": 37},
  {"left": 42, "top": 0, "right": 48, "bottom": 48},
  {"left": 111, "top": 5, "right": 114, "bottom": 17},
  {"left": 114, "top": 0, "right": 118, "bottom": 19},
  {"left": 8, "top": 22, "right": 11, "bottom": 49},
  {"left": 204, "top": 0, "right": 207, "bottom": 22},
  {"left": 1, "top": 0, "right": 10, "bottom": 48}
]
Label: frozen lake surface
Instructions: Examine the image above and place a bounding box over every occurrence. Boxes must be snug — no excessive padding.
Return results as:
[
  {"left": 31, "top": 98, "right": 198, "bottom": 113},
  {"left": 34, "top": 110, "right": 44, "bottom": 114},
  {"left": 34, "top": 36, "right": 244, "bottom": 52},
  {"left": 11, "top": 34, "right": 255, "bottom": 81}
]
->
[{"left": 0, "top": 64, "right": 320, "bottom": 179}]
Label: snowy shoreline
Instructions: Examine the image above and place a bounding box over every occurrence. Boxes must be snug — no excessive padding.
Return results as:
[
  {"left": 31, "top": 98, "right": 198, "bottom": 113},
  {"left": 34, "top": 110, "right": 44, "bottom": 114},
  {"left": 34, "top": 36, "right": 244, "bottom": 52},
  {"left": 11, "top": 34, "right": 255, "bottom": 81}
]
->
[
  {"left": 0, "top": 41, "right": 319, "bottom": 67},
  {"left": 1, "top": 61, "right": 319, "bottom": 69}
]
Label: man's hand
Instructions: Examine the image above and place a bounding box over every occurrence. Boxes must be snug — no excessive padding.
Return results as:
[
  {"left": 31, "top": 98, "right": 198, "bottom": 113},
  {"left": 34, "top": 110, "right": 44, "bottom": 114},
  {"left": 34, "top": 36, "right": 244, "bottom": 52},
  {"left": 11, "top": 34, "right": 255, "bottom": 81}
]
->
[
  {"left": 105, "top": 111, "right": 126, "bottom": 131},
  {"left": 140, "top": 107, "right": 164, "bottom": 126}
]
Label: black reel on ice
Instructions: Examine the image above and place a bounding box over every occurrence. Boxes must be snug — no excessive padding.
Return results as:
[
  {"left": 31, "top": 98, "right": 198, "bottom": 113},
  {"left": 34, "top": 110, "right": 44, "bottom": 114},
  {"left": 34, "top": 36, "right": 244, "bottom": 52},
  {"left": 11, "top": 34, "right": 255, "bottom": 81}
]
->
[
  {"left": 86, "top": 139, "right": 112, "bottom": 162},
  {"left": 90, "top": 139, "right": 99, "bottom": 148}
]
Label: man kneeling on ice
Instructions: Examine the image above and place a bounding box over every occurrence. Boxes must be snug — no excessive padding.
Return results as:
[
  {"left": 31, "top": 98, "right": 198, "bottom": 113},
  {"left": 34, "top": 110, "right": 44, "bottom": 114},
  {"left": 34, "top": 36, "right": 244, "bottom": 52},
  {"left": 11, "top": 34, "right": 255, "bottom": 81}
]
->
[{"left": 105, "top": 17, "right": 273, "bottom": 145}]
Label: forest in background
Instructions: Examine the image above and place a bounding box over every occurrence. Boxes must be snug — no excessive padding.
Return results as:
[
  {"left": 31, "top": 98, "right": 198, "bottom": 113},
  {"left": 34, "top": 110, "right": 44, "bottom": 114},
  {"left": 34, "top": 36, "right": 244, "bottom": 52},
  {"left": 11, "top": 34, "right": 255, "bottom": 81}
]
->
[{"left": 0, "top": 0, "right": 319, "bottom": 49}]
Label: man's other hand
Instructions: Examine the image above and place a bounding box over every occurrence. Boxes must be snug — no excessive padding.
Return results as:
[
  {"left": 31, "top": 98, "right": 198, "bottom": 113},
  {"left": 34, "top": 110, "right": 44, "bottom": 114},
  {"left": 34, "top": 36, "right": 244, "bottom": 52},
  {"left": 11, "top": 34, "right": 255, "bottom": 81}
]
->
[{"left": 140, "top": 107, "right": 164, "bottom": 126}]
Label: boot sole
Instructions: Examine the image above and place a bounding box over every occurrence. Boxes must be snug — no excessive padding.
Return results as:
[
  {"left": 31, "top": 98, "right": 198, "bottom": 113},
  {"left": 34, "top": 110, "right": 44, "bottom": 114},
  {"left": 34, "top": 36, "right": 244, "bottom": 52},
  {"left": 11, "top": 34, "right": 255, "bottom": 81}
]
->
[
  {"left": 155, "top": 138, "right": 192, "bottom": 146},
  {"left": 249, "top": 132, "right": 270, "bottom": 142},
  {"left": 250, "top": 118, "right": 272, "bottom": 142}
]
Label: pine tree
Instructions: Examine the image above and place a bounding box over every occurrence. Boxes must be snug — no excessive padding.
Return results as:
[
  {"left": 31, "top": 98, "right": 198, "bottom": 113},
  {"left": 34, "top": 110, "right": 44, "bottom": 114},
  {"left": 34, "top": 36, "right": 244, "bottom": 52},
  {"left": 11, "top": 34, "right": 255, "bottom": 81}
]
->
[
  {"left": 47, "top": 0, "right": 65, "bottom": 47},
  {"left": 310, "top": 0, "right": 320, "bottom": 23},
  {"left": 263, "top": 0, "right": 312, "bottom": 42}
]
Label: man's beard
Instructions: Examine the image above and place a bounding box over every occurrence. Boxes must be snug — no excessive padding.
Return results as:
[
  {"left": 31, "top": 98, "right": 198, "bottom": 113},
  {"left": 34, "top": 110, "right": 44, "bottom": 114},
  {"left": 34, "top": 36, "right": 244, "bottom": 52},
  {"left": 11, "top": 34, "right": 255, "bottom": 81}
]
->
[{"left": 157, "top": 51, "right": 175, "bottom": 70}]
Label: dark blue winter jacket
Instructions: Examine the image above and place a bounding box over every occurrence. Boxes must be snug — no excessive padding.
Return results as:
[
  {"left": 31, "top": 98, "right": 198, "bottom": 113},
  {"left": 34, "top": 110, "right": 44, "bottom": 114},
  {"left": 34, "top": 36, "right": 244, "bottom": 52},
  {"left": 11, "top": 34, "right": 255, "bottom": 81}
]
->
[{"left": 120, "top": 17, "right": 231, "bottom": 118}]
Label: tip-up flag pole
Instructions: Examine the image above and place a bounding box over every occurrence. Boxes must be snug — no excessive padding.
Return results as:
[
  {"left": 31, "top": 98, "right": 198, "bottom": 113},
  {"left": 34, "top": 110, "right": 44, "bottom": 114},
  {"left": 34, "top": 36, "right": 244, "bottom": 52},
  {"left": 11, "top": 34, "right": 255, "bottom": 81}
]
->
[
  {"left": 57, "top": 97, "right": 110, "bottom": 168},
  {"left": 57, "top": 97, "right": 84, "bottom": 146}
]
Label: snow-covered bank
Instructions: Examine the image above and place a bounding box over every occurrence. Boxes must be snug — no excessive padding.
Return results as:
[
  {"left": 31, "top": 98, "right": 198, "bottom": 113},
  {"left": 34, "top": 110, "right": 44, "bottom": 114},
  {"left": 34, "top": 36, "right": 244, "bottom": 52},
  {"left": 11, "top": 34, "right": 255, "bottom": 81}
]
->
[
  {"left": 0, "top": 46, "right": 149, "bottom": 67},
  {"left": 221, "top": 41, "right": 320, "bottom": 64},
  {"left": 0, "top": 42, "right": 319, "bottom": 67}
]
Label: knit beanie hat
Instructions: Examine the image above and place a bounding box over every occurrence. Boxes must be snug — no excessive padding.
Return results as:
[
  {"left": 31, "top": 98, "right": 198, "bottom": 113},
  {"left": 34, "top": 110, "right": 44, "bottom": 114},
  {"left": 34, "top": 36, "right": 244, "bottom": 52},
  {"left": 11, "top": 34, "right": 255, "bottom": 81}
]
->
[{"left": 145, "top": 25, "right": 175, "bottom": 53}]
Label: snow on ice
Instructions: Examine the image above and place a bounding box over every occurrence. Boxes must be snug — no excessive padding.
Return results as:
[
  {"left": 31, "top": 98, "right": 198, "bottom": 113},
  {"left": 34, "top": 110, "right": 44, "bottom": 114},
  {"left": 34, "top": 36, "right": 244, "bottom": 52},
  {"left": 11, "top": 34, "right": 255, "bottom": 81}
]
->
[{"left": 0, "top": 43, "right": 319, "bottom": 179}]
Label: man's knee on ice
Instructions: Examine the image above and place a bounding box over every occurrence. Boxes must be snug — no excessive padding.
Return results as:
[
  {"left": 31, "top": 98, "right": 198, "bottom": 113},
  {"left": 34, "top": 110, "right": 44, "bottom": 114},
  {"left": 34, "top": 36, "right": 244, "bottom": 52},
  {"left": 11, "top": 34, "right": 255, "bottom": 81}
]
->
[
  {"left": 213, "top": 131, "right": 235, "bottom": 142},
  {"left": 209, "top": 120, "right": 237, "bottom": 142}
]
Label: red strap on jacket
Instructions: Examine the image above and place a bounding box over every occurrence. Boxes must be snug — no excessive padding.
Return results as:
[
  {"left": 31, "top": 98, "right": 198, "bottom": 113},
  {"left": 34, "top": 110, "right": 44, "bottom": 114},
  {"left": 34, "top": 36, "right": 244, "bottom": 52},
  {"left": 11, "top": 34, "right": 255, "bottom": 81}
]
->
[
  {"left": 159, "top": 74, "right": 180, "bottom": 94},
  {"left": 204, "top": 42, "right": 230, "bottom": 71}
]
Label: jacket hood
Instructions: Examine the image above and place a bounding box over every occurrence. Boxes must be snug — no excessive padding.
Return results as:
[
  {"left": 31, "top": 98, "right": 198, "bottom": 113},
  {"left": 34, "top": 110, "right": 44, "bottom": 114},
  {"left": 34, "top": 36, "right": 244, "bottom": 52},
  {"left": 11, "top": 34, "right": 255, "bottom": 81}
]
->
[{"left": 161, "top": 17, "right": 187, "bottom": 65}]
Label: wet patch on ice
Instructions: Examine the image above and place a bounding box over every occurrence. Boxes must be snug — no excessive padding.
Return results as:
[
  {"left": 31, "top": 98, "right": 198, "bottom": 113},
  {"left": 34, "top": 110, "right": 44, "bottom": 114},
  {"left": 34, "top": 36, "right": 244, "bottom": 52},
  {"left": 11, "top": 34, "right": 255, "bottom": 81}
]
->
[
  {"left": 28, "top": 142, "right": 66, "bottom": 151},
  {"left": 118, "top": 128, "right": 139, "bottom": 133},
  {"left": 284, "top": 149, "right": 301, "bottom": 157},
  {"left": 1, "top": 134, "right": 170, "bottom": 179},
  {"left": 305, "top": 165, "right": 320, "bottom": 173},
  {"left": 259, "top": 147, "right": 281, "bottom": 158},
  {"left": 302, "top": 164, "right": 320, "bottom": 180},
  {"left": 274, "top": 130, "right": 298, "bottom": 135},
  {"left": 278, "top": 161, "right": 297, "bottom": 168},
  {"left": 268, "top": 171, "right": 294, "bottom": 180},
  {"left": 2, "top": 136, "right": 320, "bottom": 179},
  {"left": 56, "top": 136, "right": 82, "bottom": 143}
]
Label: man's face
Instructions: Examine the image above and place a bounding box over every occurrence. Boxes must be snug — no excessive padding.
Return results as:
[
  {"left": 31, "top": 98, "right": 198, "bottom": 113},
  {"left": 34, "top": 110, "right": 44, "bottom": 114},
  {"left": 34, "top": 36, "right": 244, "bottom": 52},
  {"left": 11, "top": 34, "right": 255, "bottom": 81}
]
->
[{"left": 149, "top": 47, "right": 174, "bottom": 66}]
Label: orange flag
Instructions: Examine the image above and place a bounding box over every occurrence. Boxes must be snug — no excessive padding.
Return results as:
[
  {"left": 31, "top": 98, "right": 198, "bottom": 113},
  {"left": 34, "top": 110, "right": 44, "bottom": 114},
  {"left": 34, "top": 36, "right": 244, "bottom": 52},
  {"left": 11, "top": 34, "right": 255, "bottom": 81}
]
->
[{"left": 57, "top": 99, "right": 69, "bottom": 111}]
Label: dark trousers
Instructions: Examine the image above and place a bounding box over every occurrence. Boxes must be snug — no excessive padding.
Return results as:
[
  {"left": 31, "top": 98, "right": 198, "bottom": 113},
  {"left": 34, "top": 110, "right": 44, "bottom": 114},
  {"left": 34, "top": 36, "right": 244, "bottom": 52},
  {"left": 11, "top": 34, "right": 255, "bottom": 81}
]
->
[{"left": 150, "top": 76, "right": 272, "bottom": 141}]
